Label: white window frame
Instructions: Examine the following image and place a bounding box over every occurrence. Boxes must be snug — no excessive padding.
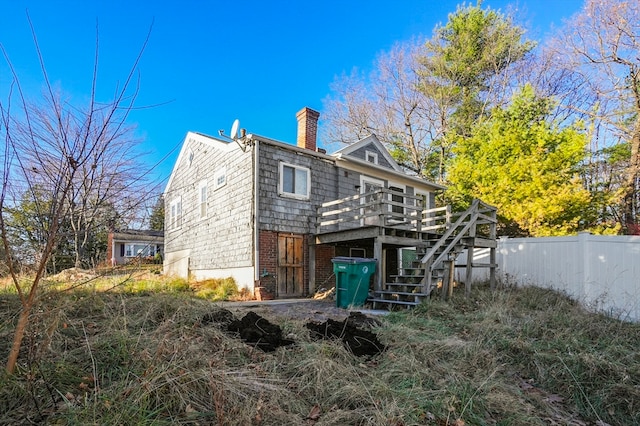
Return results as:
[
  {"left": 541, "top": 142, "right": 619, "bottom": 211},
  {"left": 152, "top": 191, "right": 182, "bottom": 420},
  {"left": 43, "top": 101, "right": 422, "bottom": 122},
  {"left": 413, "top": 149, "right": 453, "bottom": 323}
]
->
[
  {"left": 279, "top": 162, "right": 310, "bottom": 200},
  {"left": 214, "top": 167, "right": 227, "bottom": 190},
  {"left": 170, "top": 196, "right": 183, "bottom": 230},
  {"left": 360, "top": 176, "right": 384, "bottom": 225},
  {"left": 415, "top": 190, "right": 431, "bottom": 211},
  {"left": 125, "top": 243, "right": 154, "bottom": 258},
  {"left": 198, "top": 181, "right": 208, "bottom": 219},
  {"left": 365, "top": 150, "right": 379, "bottom": 165}
]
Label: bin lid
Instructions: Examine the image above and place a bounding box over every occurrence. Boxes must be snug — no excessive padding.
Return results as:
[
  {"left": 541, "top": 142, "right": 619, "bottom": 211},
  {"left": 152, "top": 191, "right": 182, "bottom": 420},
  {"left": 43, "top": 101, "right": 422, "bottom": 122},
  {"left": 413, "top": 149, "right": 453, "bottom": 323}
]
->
[{"left": 331, "top": 256, "right": 377, "bottom": 264}]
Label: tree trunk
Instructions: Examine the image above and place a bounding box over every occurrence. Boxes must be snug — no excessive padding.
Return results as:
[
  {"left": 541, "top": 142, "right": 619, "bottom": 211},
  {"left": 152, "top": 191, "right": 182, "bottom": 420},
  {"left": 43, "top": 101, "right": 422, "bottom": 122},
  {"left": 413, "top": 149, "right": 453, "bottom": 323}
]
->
[
  {"left": 5, "top": 303, "right": 33, "bottom": 374},
  {"left": 623, "top": 116, "right": 640, "bottom": 232}
]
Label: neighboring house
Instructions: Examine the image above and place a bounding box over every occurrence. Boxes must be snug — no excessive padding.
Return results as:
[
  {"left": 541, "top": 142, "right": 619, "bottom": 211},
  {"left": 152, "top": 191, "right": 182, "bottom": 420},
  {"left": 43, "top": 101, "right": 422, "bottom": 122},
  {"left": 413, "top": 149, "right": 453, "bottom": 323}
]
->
[
  {"left": 107, "top": 230, "right": 164, "bottom": 265},
  {"left": 163, "top": 106, "right": 463, "bottom": 301}
]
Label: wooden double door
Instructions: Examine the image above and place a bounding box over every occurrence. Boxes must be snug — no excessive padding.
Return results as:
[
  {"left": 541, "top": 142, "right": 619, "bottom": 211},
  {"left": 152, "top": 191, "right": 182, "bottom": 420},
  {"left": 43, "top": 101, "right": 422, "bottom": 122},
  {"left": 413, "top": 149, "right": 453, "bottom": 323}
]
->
[{"left": 277, "top": 234, "right": 304, "bottom": 297}]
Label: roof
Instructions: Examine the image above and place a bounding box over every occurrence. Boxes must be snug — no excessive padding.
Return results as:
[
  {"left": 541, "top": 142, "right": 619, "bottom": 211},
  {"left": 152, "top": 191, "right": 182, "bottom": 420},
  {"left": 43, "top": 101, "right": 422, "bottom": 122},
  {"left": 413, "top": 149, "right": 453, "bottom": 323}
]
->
[
  {"left": 331, "top": 134, "right": 403, "bottom": 172},
  {"left": 165, "top": 130, "right": 445, "bottom": 194},
  {"left": 164, "top": 131, "right": 240, "bottom": 194},
  {"left": 111, "top": 230, "right": 164, "bottom": 242}
]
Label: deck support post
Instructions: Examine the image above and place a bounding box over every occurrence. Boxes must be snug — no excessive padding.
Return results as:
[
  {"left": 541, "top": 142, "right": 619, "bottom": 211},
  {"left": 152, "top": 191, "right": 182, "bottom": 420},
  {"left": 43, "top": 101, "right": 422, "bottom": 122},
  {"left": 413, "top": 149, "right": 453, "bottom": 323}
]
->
[{"left": 373, "top": 237, "right": 383, "bottom": 292}]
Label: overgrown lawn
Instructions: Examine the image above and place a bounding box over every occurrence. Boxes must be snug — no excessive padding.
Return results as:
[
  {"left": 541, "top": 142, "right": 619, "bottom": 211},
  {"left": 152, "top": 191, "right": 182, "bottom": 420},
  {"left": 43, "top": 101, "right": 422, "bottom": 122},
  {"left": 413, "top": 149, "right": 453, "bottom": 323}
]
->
[{"left": 1, "top": 282, "right": 638, "bottom": 425}]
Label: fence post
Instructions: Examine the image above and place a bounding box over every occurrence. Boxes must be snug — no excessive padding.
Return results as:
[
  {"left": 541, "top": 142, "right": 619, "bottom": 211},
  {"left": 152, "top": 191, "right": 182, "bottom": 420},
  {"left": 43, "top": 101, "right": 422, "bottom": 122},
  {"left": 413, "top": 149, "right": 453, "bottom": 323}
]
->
[
  {"left": 497, "top": 236, "right": 509, "bottom": 285},
  {"left": 579, "top": 231, "right": 591, "bottom": 303}
]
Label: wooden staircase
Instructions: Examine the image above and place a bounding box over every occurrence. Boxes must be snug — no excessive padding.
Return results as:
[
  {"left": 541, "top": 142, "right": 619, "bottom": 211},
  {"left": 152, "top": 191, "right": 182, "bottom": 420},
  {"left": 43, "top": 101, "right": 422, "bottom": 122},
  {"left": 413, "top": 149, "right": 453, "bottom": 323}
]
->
[{"left": 369, "top": 199, "right": 497, "bottom": 309}]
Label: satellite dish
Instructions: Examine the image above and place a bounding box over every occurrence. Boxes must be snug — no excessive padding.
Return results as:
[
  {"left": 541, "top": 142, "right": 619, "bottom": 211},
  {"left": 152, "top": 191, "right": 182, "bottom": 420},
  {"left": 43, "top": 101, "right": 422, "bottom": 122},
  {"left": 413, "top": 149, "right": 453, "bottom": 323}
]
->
[{"left": 230, "top": 119, "right": 240, "bottom": 140}]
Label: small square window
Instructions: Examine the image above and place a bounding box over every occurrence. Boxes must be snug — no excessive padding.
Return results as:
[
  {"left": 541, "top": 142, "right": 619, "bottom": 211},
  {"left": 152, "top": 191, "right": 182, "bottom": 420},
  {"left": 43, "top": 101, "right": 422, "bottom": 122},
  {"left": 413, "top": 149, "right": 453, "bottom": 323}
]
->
[
  {"left": 350, "top": 248, "right": 366, "bottom": 258},
  {"left": 365, "top": 151, "right": 378, "bottom": 164},
  {"left": 214, "top": 168, "right": 227, "bottom": 190}
]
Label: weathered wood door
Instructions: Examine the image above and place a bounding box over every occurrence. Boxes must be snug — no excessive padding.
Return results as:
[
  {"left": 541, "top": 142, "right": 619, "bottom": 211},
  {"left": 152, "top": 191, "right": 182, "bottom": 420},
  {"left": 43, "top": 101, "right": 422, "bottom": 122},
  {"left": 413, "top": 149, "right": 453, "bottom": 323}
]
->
[{"left": 277, "top": 234, "right": 304, "bottom": 297}]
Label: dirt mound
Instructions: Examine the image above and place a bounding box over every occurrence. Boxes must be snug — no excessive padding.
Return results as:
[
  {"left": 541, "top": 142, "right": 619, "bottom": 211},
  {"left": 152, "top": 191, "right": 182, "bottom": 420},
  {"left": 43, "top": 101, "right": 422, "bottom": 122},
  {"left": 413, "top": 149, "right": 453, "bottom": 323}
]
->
[
  {"left": 226, "top": 311, "right": 294, "bottom": 352},
  {"left": 306, "top": 312, "right": 386, "bottom": 357},
  {"left": 201, "top": 308, "right": 385, "bottom": 357},
  {"left": 48, "top": 267, "right": 97, "bottom": 282}
]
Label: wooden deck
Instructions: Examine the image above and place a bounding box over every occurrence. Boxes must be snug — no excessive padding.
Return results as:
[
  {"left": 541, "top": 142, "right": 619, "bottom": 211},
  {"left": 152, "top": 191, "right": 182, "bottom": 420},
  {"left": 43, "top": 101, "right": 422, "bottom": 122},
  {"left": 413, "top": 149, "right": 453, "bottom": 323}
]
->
[
  {"left": 311, "top": 190, "right": 497, "bottom": 308},
  {"left": 314, "top": 188, "right": 451, "bottom": 241}
]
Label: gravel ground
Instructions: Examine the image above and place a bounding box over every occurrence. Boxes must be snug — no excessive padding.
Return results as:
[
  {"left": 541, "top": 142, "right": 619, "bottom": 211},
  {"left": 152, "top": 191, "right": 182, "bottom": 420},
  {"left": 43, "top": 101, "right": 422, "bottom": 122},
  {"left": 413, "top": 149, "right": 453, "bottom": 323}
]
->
[{"left": 217, "top": 297, "right": 390, "bottom": 323}]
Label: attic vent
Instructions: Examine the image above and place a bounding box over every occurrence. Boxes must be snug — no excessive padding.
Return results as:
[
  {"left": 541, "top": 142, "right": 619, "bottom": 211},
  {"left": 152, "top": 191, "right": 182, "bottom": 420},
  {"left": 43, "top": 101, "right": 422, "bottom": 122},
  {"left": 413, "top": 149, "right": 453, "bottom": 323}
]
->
[{"left": 189, "top": 150, "right": 195, "bottom": 165}]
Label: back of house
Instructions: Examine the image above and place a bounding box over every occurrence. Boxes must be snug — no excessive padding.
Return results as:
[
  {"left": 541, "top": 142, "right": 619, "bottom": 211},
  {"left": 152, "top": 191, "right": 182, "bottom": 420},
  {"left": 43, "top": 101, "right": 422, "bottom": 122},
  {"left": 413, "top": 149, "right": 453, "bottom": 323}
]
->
[{"left": 163, "top": 107, "right": 443, "bottom": 299}]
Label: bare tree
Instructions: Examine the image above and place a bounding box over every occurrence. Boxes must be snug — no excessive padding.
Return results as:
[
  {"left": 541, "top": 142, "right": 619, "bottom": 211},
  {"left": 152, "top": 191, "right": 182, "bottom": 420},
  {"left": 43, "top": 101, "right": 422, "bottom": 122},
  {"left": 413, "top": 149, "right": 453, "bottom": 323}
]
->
[
  {"left": 0, "top": 16, "right": 152, "bottom": 374},
  {"left": 549, "top": 0, "right": 640, "bottom": 232},
  {"left": 323, "top": 4, "right": 533, "bottom": 183},
  {"left": 323, "top": 39, "right": 445, "bottom": 180}
]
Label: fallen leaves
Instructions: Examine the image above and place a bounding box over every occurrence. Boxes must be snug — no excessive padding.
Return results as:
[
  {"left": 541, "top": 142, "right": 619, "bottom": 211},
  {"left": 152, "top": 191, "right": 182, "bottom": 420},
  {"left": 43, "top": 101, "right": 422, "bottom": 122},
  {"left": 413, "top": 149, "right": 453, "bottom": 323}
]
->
[{"left": 306, "top": 404, "right": 322, "bottom": 422}]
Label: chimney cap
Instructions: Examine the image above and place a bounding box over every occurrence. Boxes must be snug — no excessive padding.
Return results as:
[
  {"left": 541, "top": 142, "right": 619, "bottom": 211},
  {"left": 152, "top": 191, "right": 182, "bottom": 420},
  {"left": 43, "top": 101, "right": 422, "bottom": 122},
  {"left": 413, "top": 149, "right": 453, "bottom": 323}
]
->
[{"left": 296, "top": 106, "right": 320, "bottom": 119}]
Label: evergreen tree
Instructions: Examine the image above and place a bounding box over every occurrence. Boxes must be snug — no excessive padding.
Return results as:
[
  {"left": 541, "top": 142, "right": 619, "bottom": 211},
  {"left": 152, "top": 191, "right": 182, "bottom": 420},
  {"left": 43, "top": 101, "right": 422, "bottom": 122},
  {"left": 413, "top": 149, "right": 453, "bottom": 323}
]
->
[
  {"left": 149, "top": 195, "right": 165, "bottom": 231},
  {"left": 418, "top": 3, "right": 535, "bottom": 181}
]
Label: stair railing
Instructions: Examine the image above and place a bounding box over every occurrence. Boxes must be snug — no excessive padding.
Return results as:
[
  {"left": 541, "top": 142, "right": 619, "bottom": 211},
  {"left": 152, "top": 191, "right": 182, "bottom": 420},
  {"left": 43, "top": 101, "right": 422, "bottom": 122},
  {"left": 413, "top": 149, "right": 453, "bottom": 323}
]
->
[{"left": 419, "top": 199, "right": 481, "bottom": 294}]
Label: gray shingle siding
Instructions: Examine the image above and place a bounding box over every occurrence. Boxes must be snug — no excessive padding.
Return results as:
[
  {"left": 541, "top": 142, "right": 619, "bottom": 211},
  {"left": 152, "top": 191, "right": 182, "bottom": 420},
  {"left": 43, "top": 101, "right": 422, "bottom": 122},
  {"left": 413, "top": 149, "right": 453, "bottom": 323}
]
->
[
  {"left": 258, "top": 143, "right": 339, "bottom": 234},
  {"left": 348, "top": 144, "right": 394, "bottom": 169}
]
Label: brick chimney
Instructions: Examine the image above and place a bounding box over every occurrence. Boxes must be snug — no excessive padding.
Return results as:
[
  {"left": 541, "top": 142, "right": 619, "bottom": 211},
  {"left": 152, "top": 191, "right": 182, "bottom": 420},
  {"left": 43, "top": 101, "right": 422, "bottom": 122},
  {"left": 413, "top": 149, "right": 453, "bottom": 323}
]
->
[{"left": 296, "top": 107, "right": 320, "bottom": 151}]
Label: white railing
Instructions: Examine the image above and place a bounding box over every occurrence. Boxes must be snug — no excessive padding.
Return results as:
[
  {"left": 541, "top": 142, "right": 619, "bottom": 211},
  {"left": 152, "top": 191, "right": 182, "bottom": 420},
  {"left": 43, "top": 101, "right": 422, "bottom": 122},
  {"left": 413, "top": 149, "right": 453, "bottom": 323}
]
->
[{"left": 316, "top": 189, "right": 426, "bottom": 234}]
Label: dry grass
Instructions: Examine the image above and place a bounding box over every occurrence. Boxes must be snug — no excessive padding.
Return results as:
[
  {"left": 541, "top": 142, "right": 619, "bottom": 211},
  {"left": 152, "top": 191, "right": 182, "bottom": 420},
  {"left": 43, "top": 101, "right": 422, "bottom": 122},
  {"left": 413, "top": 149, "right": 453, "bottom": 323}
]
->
[{"left": 1, "top": 282, "right": 639, "bottom": 425}]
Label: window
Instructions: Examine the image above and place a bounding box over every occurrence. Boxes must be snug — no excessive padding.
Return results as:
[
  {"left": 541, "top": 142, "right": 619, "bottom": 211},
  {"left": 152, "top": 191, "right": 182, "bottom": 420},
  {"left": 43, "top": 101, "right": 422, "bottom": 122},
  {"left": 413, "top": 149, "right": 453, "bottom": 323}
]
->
[
  {"left": 350, "top": 248, "right": 366, "bottom": 258},
  {"left": 279, "top": 163, "right": 310, "bottom": 199},
  {"left": 170, "top": 197, "right": 183, "bottom": 229},
  {"left": 125, "top": 244, "right": 153, "bottom": 257},
  {"left": 415, "top": 191, "right": 429, "bottom": 210},
  {"left": 199, "top": 181, "right": 207, "bottom": 218},
  {"left": 365, "top": 150, "right": 379, "bottom": 164},
  {"left": 214, "top": 167, "right": 226, "bottom": 190}
]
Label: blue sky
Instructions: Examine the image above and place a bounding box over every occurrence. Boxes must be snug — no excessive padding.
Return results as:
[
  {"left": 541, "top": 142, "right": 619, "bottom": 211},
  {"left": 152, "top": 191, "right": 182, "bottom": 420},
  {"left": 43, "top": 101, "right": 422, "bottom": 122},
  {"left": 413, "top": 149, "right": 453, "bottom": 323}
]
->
[{"left": 1, "top": 0, "right": 585, "bottom": 189}]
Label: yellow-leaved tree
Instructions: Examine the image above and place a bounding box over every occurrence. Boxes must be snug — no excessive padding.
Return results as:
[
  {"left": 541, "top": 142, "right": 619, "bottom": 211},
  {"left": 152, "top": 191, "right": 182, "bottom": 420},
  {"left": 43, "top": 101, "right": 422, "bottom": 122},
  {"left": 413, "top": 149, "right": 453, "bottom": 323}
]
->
[{"left": 447, "top": 85, "right": 610, "bottom": 237}]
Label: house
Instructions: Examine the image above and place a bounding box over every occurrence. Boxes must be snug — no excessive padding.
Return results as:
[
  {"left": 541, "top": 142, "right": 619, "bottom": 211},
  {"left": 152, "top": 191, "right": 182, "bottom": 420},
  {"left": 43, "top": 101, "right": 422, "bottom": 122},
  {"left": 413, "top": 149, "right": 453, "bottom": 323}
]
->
[
  {"left": 107, "top": 230, "right": 164, "bottom": 265},
  {"left": 163, "top": 107, "right": 497, "bottom": 305}
]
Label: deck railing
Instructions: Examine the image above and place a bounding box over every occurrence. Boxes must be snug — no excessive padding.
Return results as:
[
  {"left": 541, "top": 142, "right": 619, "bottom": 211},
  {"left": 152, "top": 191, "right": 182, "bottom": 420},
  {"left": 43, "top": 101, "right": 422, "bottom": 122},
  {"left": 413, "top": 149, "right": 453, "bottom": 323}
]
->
[{"left": 315, "top": 189, "right": 451, "bottom": 235}]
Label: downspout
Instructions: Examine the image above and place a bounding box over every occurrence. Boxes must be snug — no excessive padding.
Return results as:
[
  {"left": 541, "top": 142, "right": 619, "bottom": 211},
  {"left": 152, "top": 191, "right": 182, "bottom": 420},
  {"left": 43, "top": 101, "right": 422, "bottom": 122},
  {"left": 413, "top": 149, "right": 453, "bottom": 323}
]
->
[{"left": 253, "top": 139, "right": 260, "bottom": 287}]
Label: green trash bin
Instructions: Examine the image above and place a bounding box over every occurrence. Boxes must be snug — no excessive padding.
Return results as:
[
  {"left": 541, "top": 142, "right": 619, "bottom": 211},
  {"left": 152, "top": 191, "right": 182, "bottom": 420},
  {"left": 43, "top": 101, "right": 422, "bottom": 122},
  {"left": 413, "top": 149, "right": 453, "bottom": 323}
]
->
[{"left": 331, "top": 257, "right": 377, "bottom": 308}]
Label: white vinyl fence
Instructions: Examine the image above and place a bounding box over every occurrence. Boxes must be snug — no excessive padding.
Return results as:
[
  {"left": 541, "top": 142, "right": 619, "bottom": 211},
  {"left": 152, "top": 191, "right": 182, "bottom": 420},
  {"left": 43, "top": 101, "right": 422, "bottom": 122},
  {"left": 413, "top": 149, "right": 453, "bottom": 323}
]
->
[{"left": 456, "top": 233, "right": 640, "bottom": 322}]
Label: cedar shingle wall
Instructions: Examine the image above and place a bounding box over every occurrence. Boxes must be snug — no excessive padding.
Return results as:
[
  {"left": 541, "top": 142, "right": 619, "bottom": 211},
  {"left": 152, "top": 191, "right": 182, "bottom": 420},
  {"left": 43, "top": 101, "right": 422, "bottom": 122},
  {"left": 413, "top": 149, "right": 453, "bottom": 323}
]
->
[
  {"left": 258, "top": 143, "right": 339, "bottom": 234},
  {"left": 164, "top": 136, "right": 254, "bottom": 271}
]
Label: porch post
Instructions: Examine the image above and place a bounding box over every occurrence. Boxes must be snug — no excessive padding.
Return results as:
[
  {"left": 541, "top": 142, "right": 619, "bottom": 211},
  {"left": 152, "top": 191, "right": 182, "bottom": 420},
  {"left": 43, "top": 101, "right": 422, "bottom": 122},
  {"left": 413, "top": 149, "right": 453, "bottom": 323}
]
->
[{"left": 373, "top": 237, "right": 383, "bottom": 292}]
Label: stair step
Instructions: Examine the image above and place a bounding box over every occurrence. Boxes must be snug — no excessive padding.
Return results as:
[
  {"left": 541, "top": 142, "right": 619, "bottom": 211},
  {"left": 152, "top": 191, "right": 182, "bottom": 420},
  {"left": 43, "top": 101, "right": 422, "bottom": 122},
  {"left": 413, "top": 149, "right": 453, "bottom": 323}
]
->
[
  {"left": 391, "top": 274, "right": 425, "bottom": 279},
  {"left": 368, "top": 297, "right": 420, "bottom": 307},
  {"left": 386, "top": 281, "right": 423, "bottom": 287},
  {"left": 376, "top": 290, "right": 430, "bottom": 297}
]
